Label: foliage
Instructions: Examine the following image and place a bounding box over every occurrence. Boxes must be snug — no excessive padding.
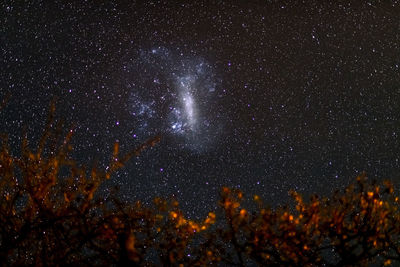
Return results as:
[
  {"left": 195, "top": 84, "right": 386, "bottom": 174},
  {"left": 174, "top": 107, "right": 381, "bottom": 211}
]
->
[{"left": 1, "top": 104, "right": 400, "bottom": 266}]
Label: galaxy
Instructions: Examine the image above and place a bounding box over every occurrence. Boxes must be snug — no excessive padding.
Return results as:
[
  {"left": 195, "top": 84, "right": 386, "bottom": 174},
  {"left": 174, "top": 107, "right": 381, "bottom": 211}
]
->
[
  {"left": 124, "top": 47, "right": 222, "bottom": 152},
  {"left": 1, "top": 1, "right": 400, "bottom": 218}
]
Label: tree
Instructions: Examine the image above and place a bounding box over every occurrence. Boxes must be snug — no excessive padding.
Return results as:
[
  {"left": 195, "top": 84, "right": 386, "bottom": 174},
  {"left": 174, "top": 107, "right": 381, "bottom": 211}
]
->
[{"left": 0, "top": 103, "right": 399, "bottom": 266}]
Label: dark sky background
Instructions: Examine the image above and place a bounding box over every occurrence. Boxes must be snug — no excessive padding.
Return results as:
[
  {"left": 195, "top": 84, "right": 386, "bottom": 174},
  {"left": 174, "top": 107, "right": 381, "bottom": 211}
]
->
[{"left": 1, "top": 1, "right": 400, "bottom": 218}]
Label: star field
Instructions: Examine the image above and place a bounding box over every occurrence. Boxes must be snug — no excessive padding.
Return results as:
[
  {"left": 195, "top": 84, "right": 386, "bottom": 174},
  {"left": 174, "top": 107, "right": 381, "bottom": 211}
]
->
[{"left": 1, "top": 1, "right": 400, "bottom": 218}]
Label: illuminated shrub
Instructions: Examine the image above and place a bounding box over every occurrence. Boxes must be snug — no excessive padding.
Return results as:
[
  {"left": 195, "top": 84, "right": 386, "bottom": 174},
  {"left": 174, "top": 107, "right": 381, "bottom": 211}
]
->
[{"left": 0, "top": 104, "right": 399, "bottom": 265}]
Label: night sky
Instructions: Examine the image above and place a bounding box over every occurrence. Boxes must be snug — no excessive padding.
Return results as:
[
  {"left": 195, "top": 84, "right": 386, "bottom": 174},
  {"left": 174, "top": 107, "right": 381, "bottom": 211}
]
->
[{"left": 1, "top": 1, "right": 400, "bottom": 218}]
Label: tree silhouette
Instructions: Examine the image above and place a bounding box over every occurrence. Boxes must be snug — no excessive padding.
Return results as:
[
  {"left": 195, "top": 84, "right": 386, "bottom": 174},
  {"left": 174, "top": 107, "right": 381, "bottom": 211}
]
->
[{"left": 0, "top": 103, "right": 399, "bottom": 266}]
